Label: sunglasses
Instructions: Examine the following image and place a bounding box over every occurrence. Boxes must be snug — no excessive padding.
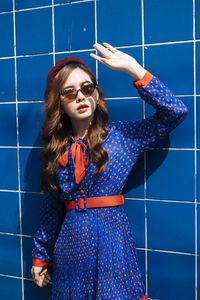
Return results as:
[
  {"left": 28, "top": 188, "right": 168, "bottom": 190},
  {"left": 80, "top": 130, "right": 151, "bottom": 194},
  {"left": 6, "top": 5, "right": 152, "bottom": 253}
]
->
[{"left": 59, "top": 82, "right": 97, "bottom": 100}]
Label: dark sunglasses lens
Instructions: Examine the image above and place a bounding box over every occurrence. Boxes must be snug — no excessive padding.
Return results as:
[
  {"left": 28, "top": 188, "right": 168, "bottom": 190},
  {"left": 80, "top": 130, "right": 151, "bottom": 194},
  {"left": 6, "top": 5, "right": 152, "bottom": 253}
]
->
[
  {"left": 67, "top": 91, "right": 77, "bottom": 99},
  {"left": 60, "top": 89, "right": 77, "bottom": 99},
  {"left": 60, "top": 83, "right": 96, "bottom": 99},
  {"left": 82, "top": 83, "right": 95, "bottom": 95}
]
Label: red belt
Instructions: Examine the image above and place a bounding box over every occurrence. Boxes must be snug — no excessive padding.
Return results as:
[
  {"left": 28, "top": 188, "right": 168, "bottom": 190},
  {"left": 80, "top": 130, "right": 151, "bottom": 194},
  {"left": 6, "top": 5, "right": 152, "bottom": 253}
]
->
[{"left": 65, "top": 195, "right": 124, "bottom": 212}]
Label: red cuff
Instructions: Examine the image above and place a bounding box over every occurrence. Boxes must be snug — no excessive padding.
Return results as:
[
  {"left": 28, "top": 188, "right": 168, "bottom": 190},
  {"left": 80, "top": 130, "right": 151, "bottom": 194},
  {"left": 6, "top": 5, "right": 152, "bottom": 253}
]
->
[
  {"left": 133, "top": 70, "right": 153, "bottom": 90},
  {"left": 32, "top": 258, "right": 52, "bottom": 267}
]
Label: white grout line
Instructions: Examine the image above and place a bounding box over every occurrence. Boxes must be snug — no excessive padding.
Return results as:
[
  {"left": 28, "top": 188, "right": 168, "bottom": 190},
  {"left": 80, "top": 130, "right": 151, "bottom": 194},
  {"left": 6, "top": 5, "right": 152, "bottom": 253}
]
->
[
  {"left": 193, "top": 1, "right": 198, "bottom": 299},
  {"left": 0, "top": 232, "right": 32, "bottom": 238},
  {"left": 141, "top": 0, "right": 148, "bottom": 296},
  {"left": 0, "top": 190, "right": 199, "bottom": 204},
  {"left": 0, "top": 0, "right": 94, "bottom": 14},
  {"left": 0, "top": 94, "right": 199, "bottom": 103},
  {"left": 0, "top": 146, "right": 199, "bottom": 151},
  {"left": 1, "top": 40, "right": 200, "bottom": 61},
  {"left": 52, "top": 0, "right": 55, "bottom": 66},
  {"left": 12, "top": 1, "right": 24, "bottom": 299},
  {"left": 125, "top": 197, "right": 200, "bottom": 204},
  {"left": 136, "top": 247, "right": 200, "bottom": 257},
  {"left": 94, "top": 0, "right": 98, "bottom": 82}
]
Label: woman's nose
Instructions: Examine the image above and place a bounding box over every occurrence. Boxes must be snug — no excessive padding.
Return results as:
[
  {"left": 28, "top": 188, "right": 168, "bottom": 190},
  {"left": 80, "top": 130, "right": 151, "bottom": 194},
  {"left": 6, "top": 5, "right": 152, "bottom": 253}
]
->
[{"left": 76, "top": 89, "right": 85, "bottom": 100}]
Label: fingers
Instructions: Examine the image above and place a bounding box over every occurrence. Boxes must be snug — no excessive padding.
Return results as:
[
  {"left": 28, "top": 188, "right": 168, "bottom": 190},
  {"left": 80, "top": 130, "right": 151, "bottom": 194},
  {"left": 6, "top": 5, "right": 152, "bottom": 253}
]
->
[
  {"left": 31, "top": 266, "right": 51, "bottom": 287},
  {"left": 90, "top": 53, "right": 107, "bottom": 63},
  {"left": 102, "top": 42, "right": 117, "bottom": 53},
  {"left": 92, "top": 43, "right": 112, "bottom": 59}
]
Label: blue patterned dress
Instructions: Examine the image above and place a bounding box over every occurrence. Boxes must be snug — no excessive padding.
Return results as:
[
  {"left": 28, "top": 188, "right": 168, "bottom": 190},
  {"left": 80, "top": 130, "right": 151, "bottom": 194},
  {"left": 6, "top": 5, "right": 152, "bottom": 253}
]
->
[{"left": 32, "top": 71, "right": 188, "bottom": 299}]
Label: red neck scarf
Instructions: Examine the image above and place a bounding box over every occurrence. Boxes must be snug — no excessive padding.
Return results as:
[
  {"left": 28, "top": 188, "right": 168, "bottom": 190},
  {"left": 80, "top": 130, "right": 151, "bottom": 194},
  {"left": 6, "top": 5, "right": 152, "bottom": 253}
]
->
[{"left": 58, "top": 131, "right": 87, "bottom": 184}]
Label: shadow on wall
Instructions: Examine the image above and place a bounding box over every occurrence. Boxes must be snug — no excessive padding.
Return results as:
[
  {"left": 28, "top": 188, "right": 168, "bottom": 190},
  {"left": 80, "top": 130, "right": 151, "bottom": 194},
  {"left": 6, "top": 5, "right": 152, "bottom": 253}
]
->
[
  {"left": 122, "top": 134, "right": 170, "bottom": 194},
  {"left": 20, "top": 128, "right": 170, "bottom": 300},
  {"left": 20, "top": 119, "right": 53, "bottom": 298}
]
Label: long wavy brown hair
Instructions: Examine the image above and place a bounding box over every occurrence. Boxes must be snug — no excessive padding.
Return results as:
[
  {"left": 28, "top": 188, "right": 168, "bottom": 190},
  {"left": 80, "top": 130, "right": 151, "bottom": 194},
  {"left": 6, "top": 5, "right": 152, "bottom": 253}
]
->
[{"left": 39, "top": 62, "right": 110, "bottom": 195}]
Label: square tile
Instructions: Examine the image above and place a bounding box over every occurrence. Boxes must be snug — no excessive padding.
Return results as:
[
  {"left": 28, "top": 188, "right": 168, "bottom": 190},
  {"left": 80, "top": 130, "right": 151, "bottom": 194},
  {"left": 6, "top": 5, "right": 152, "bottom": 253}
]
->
[
  {"left": 146, "top": 150, "right": 195, "bottom": 201},
  {"left": 0, "top": 13, "right": 14, "bottom": 57},
  {"left": 18, "top": 102, "right": 44, "bottom": 147},
  {"left": 198, "top": 203, "right": 200, "bottom": 254},
  {"left": 0, "top": 103, "right": 17, "bottom": 146},
  {"left": 19, "top": 148, "right": 41, "bottom": 192},
  {"left": 0, "top": 148, "right": 18, "bottom": 190},
  {"left": 147, "top": 201, "right": 195, "bottom": 253},
  {"left": 197, "top": 42, "right": 200, "bottom": 94},
  {"left": 122, "top": 154, "right": 145, "bottom": 199},
  {"left": 197, "top": 96, "right": 200, "bottom": 149},
  {"left": 54, "top": 2, "right": 95, "bottom": 52},
  {"left": 107, "top": 97, "right": 143, "bottom": 121},
  {"left": 144, "top": 43, "right": 194, "bottom": 95},
  {"left": 98, "top": 47, "right": 143, "bottom": 98},
  {"left": 15, "top": 0, "right": 51, "bottom": 10},
  {"left": 0, "top": 59, "right": 15, "bottom": 102},
  {"left": 145, "top": 96, "right": 194, "bottom": 149},
  {"left": 21, "top": 192, "right": 43, "bottom": 236},
  {"left": 17, "top": 55, "right": 53, "bottom": 101},
  {"left": 144, "top": 0, "right": 193, "bottom": 43},
  {"left": 0, "top": 0, "right": 13, "bottom": 12},
  {"left": 15, "top": 8, "right": 52, "bottom": 55},
  {"left": 0, "top": 276, "right": 22, "bottom": 300},
  {"left": 0, "top": 234, "right": 21, "bottom": 276},
  {"left": 97, "top": 0, "right": 142, "bottom": 47},
  {"left": 0, "top": 192, "right": 19, "bottom": 234},
  {"left": 197, "top": 153, "right": 200, "bottom": 207},
  {"left": 196, "top": 0, "right": 200, "bottom": 39},
  {"left": 123, "top": 199, "right": 145, "bottom": 248},
  {"left": 198, "top": 256, "right": 200, "bottom": 293},
  {"left": 147, "top": 251, "right": 195, "bottom": 299},
  {"left": 24, "top": 276, "right": 52, "bottom": 300}
]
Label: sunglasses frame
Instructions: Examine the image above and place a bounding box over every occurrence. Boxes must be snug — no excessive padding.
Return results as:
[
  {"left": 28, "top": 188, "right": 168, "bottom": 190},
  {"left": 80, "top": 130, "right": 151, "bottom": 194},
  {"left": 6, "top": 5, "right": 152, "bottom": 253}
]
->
[{"left": 59, "top": 82, "right": 97, "bottom": 100}]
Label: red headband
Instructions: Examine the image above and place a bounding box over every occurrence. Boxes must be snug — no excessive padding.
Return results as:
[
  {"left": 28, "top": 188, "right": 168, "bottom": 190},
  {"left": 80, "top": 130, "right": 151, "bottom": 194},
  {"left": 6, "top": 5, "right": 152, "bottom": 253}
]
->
[{"left": 44, "top": 57, "right": 93, "bottom": 97}]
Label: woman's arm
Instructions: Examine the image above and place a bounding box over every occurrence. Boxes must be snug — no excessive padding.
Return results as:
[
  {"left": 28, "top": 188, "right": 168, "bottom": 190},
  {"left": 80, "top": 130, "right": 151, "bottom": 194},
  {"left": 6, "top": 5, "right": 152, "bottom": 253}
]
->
[
  {"left": 90, "top": 43, "right": 188, "bottom": 154},
  {"left": 32, "top": 191, "right": 66, "bottom": 267},
  {"left": 129, "top": 70, "right": 188, "bottom": 153}
]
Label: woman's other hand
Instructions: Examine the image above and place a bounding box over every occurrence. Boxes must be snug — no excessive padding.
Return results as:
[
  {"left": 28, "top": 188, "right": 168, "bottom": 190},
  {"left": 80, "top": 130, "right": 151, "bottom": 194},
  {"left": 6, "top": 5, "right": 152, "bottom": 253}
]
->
[
  {"left": 90, "top": 42, "right": 146, "bottom": 80},
  {"left": 31, "top": 265, "right": 51, "bottom": 287}
]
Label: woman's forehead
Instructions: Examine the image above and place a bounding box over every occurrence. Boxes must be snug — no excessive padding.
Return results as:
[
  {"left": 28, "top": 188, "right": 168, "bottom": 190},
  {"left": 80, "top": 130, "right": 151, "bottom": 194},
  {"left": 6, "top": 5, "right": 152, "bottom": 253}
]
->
[{"left": 64, "top": 68, "right": 91, "bottom": 87}]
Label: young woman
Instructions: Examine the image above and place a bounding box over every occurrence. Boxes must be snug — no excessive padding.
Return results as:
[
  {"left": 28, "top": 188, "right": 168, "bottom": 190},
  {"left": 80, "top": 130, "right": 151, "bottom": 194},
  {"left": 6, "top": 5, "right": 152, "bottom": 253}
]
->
[{"left": 31, "top": 42, "right": 188, "bottom": 299}]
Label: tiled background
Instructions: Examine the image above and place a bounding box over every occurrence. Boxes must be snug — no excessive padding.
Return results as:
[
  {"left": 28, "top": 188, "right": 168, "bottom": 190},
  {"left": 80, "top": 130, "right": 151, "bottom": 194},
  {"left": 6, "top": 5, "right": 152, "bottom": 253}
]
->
[{"left": 0, "top": 0, "right": 199, "bottom": 299}]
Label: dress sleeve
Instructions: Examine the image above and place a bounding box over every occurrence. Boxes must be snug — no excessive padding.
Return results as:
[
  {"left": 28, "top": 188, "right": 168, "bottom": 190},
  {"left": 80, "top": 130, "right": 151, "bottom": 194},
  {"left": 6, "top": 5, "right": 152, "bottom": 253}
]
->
[
  {"left": 114, "top": 70, "right": 188, "bottom": 155},
  {"left": 32, "top": 191, "right": 66, "bottom": 267}
]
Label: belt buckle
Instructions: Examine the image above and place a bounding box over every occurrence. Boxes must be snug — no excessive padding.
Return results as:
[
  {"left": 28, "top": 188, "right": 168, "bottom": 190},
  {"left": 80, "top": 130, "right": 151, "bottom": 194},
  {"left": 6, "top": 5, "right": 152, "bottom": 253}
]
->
[{"left": 75, "top": 195, "right": 87, "bottom": 212}]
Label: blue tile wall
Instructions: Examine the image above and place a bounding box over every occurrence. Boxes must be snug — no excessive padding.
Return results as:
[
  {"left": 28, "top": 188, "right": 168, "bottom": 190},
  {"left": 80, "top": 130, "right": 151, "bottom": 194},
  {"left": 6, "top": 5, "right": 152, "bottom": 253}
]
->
[
  {"left": 0, "top": 0, "right": 198, "bottom": 299},
  {"left": 0, "top": 277, "right": 22, "bottom": 300},
  {"left": 15, "top": 8, "right": 53, "bottom": 56},
  {"left": 148, "top": 251, "right": 195, "bottom": 299},
  {"left": 0, "top": 0, "right": 13, "bottom": 13},
  {"left": 0, "top": 192, "right": 20, "bottom": 234},
  {"left": 144, "top": 0, "right": 193, "bottom": 43},
  {"left": 0, "top": 59, "right": 15, "bottom": 102},
  {"left": 17, "top": 55, "right": 53, "bottom": 101},
  {"left": 0, "top": 13, "right": 14, "bottom": 57},
  {"left": 146, "top": 150, "right": 195, "bottom": 201},
  {"left": 15, "top": 0, "right": 51, "bottom": 10}
]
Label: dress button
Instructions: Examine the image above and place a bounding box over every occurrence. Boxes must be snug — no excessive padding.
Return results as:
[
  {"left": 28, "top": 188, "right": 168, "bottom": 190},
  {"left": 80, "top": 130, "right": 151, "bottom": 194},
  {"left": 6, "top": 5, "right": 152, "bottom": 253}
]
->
[{"left": 80, "top": 190, "right": 84, "bottom": 194}]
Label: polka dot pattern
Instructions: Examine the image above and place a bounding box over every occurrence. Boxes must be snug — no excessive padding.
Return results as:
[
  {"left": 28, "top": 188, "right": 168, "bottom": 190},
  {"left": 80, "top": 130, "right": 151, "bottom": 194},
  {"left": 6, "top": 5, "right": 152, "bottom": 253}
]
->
[{"left": 32, "top": 75, "right": 188, "bottom": 299}]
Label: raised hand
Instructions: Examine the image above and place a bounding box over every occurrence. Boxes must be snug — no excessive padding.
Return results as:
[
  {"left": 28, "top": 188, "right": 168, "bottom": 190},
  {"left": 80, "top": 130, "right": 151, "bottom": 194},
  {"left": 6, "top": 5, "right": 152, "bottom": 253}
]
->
[{"left": 90, "top": 42, "right": 146, "bottom": 80}]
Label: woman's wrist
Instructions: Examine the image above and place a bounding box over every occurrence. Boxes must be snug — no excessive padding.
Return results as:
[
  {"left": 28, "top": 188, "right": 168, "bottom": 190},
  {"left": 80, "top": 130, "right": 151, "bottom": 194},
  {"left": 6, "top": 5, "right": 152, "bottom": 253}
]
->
[{"left": 126, "top": 61, "right": 146, "bottom": 81}]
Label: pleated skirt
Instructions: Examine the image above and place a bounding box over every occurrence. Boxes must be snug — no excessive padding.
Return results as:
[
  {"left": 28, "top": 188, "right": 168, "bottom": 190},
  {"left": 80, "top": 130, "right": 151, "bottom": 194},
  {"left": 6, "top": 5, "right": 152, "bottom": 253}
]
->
[{"left": 52, "top": 205, "right": 147, "bottom": 300}]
